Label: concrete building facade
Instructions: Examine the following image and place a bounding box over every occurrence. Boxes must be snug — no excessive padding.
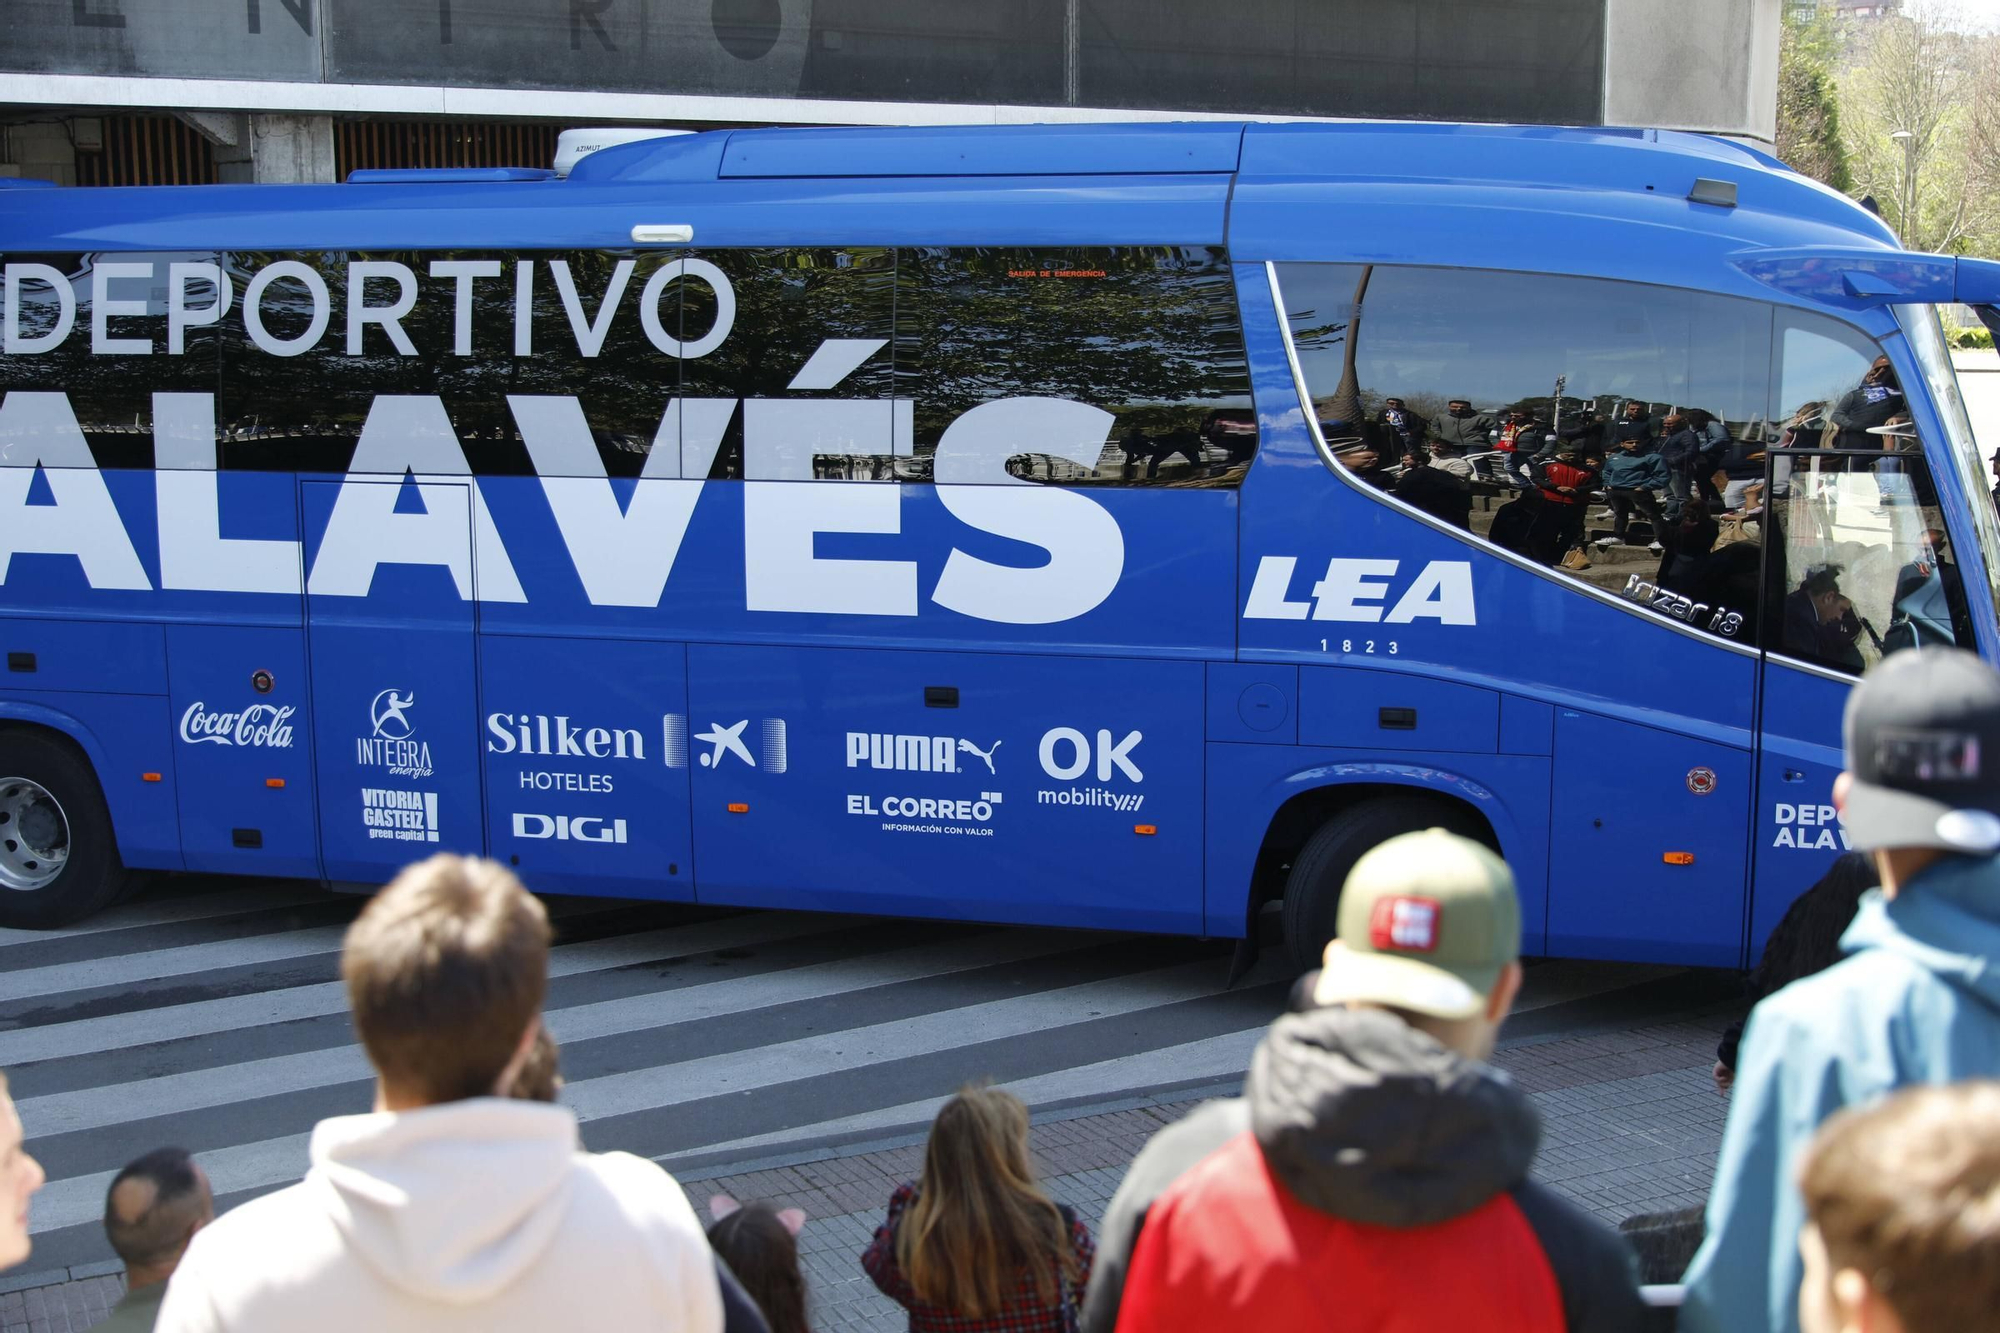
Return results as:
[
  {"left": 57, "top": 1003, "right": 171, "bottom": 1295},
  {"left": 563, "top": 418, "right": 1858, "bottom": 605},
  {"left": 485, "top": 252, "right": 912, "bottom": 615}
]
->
[{"left": 0, "top": 0, "right": 1781, "bottom": 185}]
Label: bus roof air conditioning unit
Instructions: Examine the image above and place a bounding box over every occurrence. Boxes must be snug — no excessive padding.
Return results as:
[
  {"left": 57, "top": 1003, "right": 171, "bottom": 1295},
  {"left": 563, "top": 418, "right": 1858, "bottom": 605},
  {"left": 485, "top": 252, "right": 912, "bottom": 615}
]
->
[{"left": 554, "top": 128, "right": 695, "bottom": 179}]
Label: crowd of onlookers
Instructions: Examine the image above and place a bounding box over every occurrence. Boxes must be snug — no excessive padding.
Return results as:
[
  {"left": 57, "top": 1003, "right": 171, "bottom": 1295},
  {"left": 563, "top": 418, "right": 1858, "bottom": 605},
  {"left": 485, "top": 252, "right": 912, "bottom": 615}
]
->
[
  {"left": 1334, "top": 354, "right": 1923, "bottom": 580},
  {"left": 2, "top": 647, "right": 1999, "bottom": 1332}
]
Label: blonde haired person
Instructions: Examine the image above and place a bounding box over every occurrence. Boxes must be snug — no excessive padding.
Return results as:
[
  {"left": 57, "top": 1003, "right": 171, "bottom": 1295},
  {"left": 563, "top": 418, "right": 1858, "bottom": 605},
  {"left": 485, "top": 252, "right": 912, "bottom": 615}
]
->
[
  {"left": 1, "top": 1071, "right": 48, "bottom": 1274},
  {"left": 861, "top": 1085, "right": 1093, "bottom": 1332}
]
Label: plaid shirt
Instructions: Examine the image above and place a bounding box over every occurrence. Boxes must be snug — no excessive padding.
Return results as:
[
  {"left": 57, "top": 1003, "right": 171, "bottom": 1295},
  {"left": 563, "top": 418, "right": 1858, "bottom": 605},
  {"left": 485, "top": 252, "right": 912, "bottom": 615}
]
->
[{"left": 861, "top": 1182, "right": 1095, "bottom": 1333}]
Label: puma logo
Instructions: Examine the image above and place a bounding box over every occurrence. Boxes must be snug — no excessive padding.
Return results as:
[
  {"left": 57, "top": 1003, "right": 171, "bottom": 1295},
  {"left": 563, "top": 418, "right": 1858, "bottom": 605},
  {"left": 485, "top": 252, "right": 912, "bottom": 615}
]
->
[{"left": 956, "top": 738, "right": 1002, "bottom": 775}]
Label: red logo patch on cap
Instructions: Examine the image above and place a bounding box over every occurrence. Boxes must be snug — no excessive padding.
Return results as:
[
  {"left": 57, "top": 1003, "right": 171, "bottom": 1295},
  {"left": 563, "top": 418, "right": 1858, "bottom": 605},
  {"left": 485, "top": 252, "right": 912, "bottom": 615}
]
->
[{"left": 1369, "top": 896, "right": 1441, "bottom": 953}]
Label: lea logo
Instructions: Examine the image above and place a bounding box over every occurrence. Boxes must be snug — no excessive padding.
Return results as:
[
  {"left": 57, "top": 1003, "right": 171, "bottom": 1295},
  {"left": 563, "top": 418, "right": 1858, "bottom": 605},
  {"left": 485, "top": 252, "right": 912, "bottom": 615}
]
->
[{"left": 1242, "top": 556, "right": 1476, "bottom": 625}]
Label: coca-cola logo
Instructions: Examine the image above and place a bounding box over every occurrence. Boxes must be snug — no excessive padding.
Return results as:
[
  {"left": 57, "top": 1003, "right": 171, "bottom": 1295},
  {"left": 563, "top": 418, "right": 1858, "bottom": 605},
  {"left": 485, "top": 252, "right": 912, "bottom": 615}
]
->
[{"left": 179, "top": 702, "right": 297, "bottom": 749}]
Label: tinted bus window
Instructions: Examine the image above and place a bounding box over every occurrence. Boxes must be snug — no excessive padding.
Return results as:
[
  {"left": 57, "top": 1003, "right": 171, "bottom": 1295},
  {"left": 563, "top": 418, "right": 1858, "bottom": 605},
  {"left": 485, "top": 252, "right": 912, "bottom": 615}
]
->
[
  {"left": 895, "top": 246, "right": 1257, "bottom": 486},
  {"left": 0, "top": 253, "right": 221, "bottom": 470},
  {"left": 1765, "top": 310, "right": 1969, "bottom": 673},
  {"left": 215, "top": 249, "right": 699, "bottom": 476},
  {"left": 1276, "top": 262, "right": 1772, "bottom": 643},
  {"left": 679, "top": 246, "right": 897, "bottom": 481}
]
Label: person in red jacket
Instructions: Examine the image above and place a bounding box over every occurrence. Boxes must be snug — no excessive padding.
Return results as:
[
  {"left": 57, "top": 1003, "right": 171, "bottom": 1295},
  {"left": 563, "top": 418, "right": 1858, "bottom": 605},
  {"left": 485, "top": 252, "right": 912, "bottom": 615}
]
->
[
  {"left": 1528, "top": 443, "right": 1602, "bottom": 565},
  {"left": 1079, "top": 829, "right": 1642, "bottom": 1333}
]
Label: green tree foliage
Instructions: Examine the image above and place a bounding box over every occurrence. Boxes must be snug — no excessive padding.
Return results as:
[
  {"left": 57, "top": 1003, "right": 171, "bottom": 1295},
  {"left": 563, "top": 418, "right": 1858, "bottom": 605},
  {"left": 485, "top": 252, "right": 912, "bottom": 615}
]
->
[{"left": 1778, "top": 4, "right": 1853, "bottom": 191}]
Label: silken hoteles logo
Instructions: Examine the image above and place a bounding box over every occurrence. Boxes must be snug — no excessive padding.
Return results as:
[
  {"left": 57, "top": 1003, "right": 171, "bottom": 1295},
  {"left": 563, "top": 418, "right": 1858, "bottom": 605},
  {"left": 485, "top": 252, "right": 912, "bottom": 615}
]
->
[
  {"left": 694, "top": 718, "right": 788, "bottom": 772},
  {"left": 845, "top": 732, "right": 1002, "bottom": 776},
  {"left": 486, "top": 712, "right": 649, "bottom": 760},
  {"left": 178, "top": 701, "right": 296, "bottom": 748},
  {"left": 511, "top": 813, "right": 629, "bottom": 844},
  {"left": 358, "top": 688, "right": 434, "bottom": 780}
]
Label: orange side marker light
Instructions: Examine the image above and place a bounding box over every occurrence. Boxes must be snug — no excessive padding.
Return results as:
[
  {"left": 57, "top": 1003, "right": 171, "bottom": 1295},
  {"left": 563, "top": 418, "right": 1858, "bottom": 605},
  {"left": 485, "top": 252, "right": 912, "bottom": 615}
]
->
[
  {"left": 141, "top": 772, "right": 162, "bottom": 783},
  {"left": 727, "top": 802, "right": 749, "bottom": 814},
  {"left": 266, "top": 778, "right": 285, "bottom": 788},
  {"left": 1663, "top": 851, "right": 1696, "bottom": 866},
  {"left": 1134, "top": 824, "right": 1157, "bottom": 836}
]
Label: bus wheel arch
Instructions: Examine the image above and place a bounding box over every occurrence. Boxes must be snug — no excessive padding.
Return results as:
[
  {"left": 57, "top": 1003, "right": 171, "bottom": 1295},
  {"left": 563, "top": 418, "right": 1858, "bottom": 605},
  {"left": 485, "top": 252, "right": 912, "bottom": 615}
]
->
[
  {"left": 1253, "top": 783, "right": 1499, "bottom": 975},
  {"left": 0, "top": 722, "right": 133, "bottom": 928}
]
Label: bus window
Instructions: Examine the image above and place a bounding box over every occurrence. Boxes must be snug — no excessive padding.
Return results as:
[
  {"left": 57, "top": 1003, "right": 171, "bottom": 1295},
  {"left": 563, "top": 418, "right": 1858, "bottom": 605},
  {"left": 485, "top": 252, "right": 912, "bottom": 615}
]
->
[
  {"left": 894, "top": 246, "right": 1256, "bottom": 486},
  {"left": 1274, "top": 262, "right": 1771, "bottom": 643},
  {"left": 1764, "top": 454, "right": 1969, "bottom": 674},
  {"left": 0, "top": 253, "right": 220, "bottom": 471},
  {"left": 214, "top": 248, "right": 724, "bottom": 478},
  {"left": 680, "top": 246, "right": 897, "bottom": 481}
]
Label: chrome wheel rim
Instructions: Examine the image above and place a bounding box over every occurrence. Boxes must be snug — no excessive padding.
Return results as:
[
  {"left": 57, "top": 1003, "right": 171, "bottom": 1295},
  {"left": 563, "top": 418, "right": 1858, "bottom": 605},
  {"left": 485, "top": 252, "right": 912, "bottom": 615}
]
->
[{"left": 0, "top": 777, "right": 68, "bottom": 892}]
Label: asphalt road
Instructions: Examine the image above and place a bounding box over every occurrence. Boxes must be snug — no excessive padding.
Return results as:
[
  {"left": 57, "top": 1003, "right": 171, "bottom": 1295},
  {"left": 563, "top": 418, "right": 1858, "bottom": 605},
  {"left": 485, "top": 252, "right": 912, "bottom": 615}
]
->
[{"left": 0, "top": 871, "right": 1743, "bottom": 1279}]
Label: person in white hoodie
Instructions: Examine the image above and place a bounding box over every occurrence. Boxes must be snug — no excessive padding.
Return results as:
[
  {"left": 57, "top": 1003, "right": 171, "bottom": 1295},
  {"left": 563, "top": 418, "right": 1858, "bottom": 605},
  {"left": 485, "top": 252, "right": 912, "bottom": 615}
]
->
[{"left": 154, "top": 854, "right": 727, "bottom": 1333}]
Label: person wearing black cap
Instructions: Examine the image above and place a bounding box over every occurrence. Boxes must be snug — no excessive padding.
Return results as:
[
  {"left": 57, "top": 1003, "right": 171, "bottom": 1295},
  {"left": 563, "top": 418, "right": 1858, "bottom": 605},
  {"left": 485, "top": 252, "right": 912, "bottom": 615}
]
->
[{"left": 1682, "top": 647, "right": 2000, "bottom": 1333}]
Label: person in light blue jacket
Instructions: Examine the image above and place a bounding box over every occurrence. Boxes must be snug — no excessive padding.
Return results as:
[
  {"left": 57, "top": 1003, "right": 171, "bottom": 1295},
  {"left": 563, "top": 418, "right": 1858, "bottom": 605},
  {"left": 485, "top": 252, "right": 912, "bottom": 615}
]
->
[{"left": 1681, "top": 647, "right": 2000, "bottom": 1333}]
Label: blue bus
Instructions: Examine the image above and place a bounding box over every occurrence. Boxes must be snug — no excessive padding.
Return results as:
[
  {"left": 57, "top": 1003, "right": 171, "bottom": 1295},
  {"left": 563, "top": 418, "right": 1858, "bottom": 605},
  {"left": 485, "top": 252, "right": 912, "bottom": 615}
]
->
[{"left": 2, "top": 121, "right": 1996, "bottom": 972}]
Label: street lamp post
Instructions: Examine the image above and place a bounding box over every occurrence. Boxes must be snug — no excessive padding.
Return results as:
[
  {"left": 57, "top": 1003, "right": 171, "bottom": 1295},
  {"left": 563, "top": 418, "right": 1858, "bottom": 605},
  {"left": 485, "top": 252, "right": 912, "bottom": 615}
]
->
[{"left": 1891, "top": 128, "right": 1917, "bottom": 245}]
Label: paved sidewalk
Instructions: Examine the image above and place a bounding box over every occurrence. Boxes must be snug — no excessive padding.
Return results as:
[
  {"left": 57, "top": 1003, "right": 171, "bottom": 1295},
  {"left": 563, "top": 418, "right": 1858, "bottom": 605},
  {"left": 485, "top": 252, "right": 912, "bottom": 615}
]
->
[{"left": 0, "top": 1012, "right": 1729, "bottom": 1333}]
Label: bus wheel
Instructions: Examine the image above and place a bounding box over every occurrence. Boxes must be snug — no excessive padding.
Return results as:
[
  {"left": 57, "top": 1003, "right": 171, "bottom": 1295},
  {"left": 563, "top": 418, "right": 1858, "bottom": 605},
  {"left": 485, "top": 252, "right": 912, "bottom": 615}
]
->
[
  {"left": 0, "top": 732, "right": 130, "bottom": 929},
  {"left": 1280, "top": 797, "right": 1482, "bottom": 974}
]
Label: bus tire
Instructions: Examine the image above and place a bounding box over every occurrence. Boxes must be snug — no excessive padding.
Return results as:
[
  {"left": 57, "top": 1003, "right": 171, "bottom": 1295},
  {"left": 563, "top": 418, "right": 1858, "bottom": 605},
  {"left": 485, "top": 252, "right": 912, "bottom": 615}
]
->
[
  {"left": 1280, "top": 796, "right": 1483, "bottom": 975},
  {"left": 0, "top": 731, "right": 131, "bottom": 929}
]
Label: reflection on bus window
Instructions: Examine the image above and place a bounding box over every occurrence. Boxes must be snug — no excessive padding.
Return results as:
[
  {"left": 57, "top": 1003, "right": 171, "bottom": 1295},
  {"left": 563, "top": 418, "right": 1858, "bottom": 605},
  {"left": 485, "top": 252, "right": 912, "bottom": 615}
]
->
[
  {"left": 1767, "top": 455, "right": 1968, "bottom": 675},
  {"left": 1275, "top": 261, "right": 1772, "bottom": 644}
]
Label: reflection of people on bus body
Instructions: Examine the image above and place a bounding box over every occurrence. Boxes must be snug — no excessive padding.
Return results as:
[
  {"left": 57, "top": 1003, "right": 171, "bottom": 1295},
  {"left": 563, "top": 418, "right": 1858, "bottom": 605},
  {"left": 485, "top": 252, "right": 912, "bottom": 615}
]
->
[
  {"left": 1657, "top": 413, "right": 1702, "bottom": 520},
  {"left": 1885, "top": 527, "right": 1963, "bottom": 653},
  {"left": 1376, "top": 397, "right": 1426, "bottom": 455},
  {"left": 1829, "top": 354, "right": 1904, "bottom": 448},
  {"left": 1393, "top": 446, "right": 1474, "bottom": 530},
  {"left": 1422, "top": 438, "right": 1476, "bottom": 480},
  {"left": 1598, "top": 430, "right": 1669, "bottom": 549},
  {"left": 1526, "top": 443, "right": 1599, "bottom": 564},
  {"left": 1866, "top": 414, "right": 1931, "bottom": 507},
  {"left": 1783, "top": 566, "right": 1866, "bottom": 673},
  {"left": 1613, "top": 400, "right": 1657, "bottom": 452},
  {"left": 1322, "top": 421, "right": 1394, "bottom": 490},
  {"left": 1427, "top": 399, "right": 1495, "bottom": 453},
  {"left": 1493, "top": 409, "right": 1543, "bottom": 488}
]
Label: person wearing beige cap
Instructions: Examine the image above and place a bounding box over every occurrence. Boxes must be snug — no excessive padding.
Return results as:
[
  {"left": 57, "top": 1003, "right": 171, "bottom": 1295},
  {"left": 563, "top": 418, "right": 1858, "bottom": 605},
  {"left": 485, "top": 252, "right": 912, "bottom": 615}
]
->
[{"left": 1080, "top": 829, "right": 1642, "bottom": 1333}]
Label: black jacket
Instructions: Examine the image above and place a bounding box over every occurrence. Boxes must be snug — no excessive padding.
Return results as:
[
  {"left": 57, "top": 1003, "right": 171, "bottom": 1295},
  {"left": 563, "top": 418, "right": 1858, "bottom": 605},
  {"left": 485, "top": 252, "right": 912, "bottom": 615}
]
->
[{"left": 1079, "top": 1007, "right": 1644, "bottom": 1333}]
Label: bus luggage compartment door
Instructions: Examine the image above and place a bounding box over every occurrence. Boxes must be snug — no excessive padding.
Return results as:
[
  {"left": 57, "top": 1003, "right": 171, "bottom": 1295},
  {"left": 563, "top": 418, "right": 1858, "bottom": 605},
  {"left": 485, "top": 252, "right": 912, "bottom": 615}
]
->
[
  {"left": 685, "top": 644, "right": 1203, "bottom": 934},
  {"left": 301, "top": 480, "right": 484, "bottom": 883},
  {"left": 1544, "top": 709, "right": 1750, "bottom": 966},
  {"left": 479, "top": 635, "right": 694, "bottom": 902}
]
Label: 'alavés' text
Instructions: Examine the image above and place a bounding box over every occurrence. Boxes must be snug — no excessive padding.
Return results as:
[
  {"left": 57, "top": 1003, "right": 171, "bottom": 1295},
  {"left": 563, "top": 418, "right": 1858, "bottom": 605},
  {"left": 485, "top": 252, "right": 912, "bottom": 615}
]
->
[{"left": 0, "top": 385, "right": 1133, "bottom": 627}]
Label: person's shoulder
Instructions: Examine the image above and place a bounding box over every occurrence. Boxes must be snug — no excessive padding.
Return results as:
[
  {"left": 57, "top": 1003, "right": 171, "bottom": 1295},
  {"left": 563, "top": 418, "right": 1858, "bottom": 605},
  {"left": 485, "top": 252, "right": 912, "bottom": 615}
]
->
[
  {"left": 575, "top": 1151, "right": 707, "bottom": 1236},
  {"left": 187, "top": 1179, "right": 322, "bottom": 1253}
]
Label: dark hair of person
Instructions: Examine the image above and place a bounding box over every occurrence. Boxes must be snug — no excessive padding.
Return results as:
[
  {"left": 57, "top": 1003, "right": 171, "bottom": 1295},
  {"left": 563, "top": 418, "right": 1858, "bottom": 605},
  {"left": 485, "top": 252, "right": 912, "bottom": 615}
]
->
[
  {"left": 103, "top": 1148, "right": 204, "bottom": 1269},
  {"left": 509, "top": 1026, "right": 562, "bottom": 1102},
  {"left": 707, "top": 1204, "right": 811, "bottom": 1333}
]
